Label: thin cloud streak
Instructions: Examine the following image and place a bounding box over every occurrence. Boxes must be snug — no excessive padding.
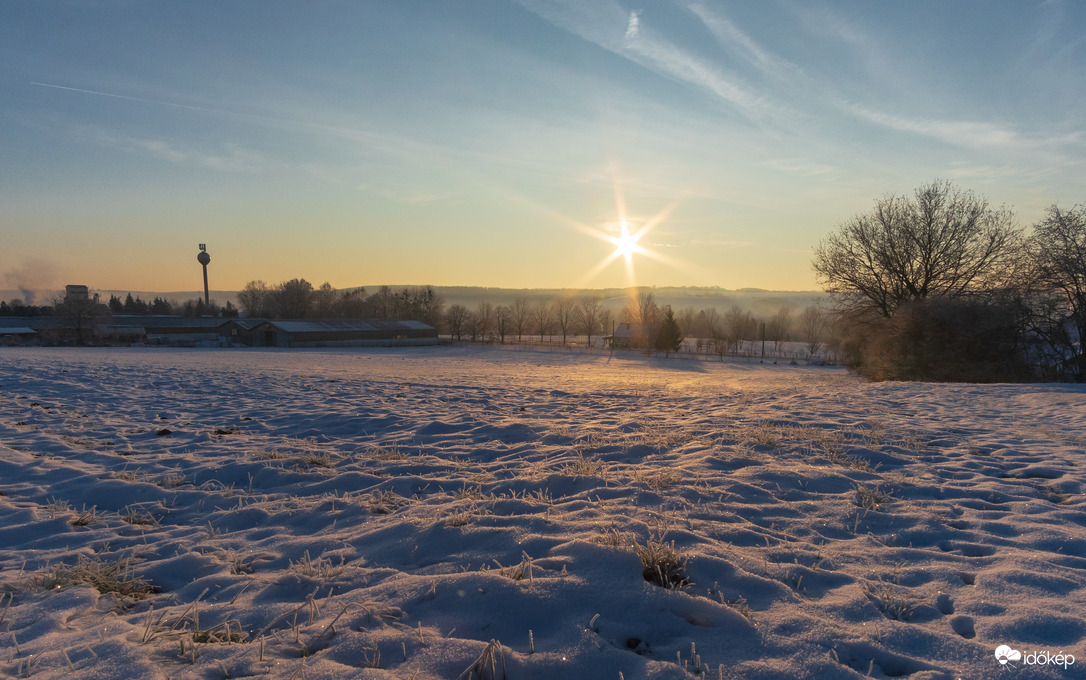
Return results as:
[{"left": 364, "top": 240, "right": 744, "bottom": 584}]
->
[
  {"left": 683, "top": 2, "right": 802, "bottom": 83},
  {"left": 625, "top": 10, "right": 640, "bottom": 39},
  {"left": 84, "top": 127, "right": 267, "bottom": 173},
  {"left": 31, "top": 81, "right": 225, "bottom": 116},
  {"left": 516, "top": 0, "right": 781, "bottom": 127}
]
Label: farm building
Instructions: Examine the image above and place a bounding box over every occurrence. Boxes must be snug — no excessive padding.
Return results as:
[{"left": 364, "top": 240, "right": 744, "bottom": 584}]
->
[
  {"left": 224, "top": 319, "right": 438, "bottom": 347},
  {"left": 216, "top": 318, "right": 267, "bottom": 345},
  {"left": 0, "top": 325, "right": 38, "bottom": 346},
  {"left": 0, "top": 317, "right": 67, "bottom": 344},
  {"left": 112, "top": 316, "right": 227, "bottom": 345}
]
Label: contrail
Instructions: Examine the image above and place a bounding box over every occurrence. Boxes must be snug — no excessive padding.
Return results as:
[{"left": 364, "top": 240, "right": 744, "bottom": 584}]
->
[{"left": 30, "top": 81, "right": 216, "bottom": 114}]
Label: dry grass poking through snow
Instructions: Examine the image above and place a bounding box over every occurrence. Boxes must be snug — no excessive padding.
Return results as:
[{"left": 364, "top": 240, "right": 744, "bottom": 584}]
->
[
  {"left": 31, "top": 554, "right": 156, "bottom": 600},
  {"left": 632, "top": 537, "right": 690, "bottom": 590},
  {"left": 0, "top": 347, "right": 1084, "bottom": 680}
]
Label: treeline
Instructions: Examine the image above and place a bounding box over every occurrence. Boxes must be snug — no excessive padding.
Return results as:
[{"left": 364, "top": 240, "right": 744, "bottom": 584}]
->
[
  {"left": 440, "top": 290, "right": 827, "bottom": 358},
  {"left": 814, "top": 180, "right": 1086, "bottom": 382},
  {"left": 0, "top": 294, "right": 237, "bottom": 318},
  {"left": 105, "top": 294, "right": 238, "bottom": 318},
  {"left": 0, "top": 299, "right": 51, "bottom": 316},
  {"left": 236, "top": 280, "right": 444, "bottom": 329}
]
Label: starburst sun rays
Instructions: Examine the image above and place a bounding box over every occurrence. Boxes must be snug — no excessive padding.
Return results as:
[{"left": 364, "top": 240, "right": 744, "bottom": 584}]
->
[{"left": 564, "top": 177, "right": 685, "bottom": 290}]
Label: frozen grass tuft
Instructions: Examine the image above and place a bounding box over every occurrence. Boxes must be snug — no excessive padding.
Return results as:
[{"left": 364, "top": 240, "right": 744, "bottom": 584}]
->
[
  {"left": 560, "top": 453, "right": 604, "bottom": 477},
  {"left": 457, "top": 639, "right": 506, "bottom": 680},
  {"left": 366, "top": 489, "right": 404, "bottom": 514},
  {"left": 289, "top": 551, "right": 348, "bottom": 581},
  {"left": 122, "top": 506, "right": 158, "bottom": 527},
  {"left": 34, "top": 554, "right": 155, "bottom": 599},
  {"left": 44, "top": 497, "right": 70, "bottom": 519},
  {"left": 862, "top": 582, "right": 916, "bottom": 621},
  {"left": 854, "top": 484, "right": 891, "bottom": 512},
  {"left": 445, "top": 506, "right": 478, "bottom": 527},
  {"left": 632, "top": 537, "right": 690, "bottom": 590},
  {"left": 158, "top": 472, "right": 187, "bottom": 488},
  {"left": 642, "top": 468, "right": 682, "bottom": 491},
  {"left": 303, "top": 454, "right": 333, "bottom": 468},
  {"left": 69, "top": 505, "right": 98, "bottom": 526},
  {"left": 491, "top": 552, "right": 534, "bottom": 583}
]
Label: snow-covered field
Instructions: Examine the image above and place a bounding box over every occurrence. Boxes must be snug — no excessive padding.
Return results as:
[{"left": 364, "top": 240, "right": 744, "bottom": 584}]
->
[{"left": 0, "top": 346, "right": 1084, "bottom": 680}]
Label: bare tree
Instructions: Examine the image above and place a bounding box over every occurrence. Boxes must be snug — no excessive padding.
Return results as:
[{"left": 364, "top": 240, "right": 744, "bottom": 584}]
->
[
  {"left": 510, "top": 296, "right": 530, "bottom": 342},
  {"left": 493, "top": 305, "right": 511, "bottom": 344},
  {"left": 800, "top": 304, "right": 825, "bottom": 358},
  {"left": 474, "top": 302, "right": 494, "bottom": 342},
  {"left": 465, "top": 311, "right": 481, "bottom": 342},
  {"left": 813, "top": 180, "right": 1021, "bottom": 318},
  {"left": 53, "top": 293, "right": 110, "bottom": 345},
  {"left": 312, "top": 282, "right": 337, "bottom": 318},
  {"left": 237, "top": 280, "right": 271, "bottom": 317},
  {"left": 677, "top": 306, "right": 697, "bottom": 339},
  {"left": 553, "top": 297, "right": 577, "bottom": 344},
  {"left": 530, "top": 301, "right": 554, "bottom": 342},
  {"left": 699, "top": 307, "right": 721, "bottom": 354},
  {"left": 637, "top": 290, "right": 660, "bottom": 351},
  {"left": 722, "top": 305, "right": 753, "bottom": 354},
  {"left": 1029, "top": 204, "right": 1086, "bottom": 380},
  {"left": 335, "top": 288, "right": 367, "bottom": 318},
  {"left": 445, "top": 304, "right": 469, "bottom": 341},
  {"left": 766, "top": 307, "right": 793, "bottom": 351},
  {"left": 577, "top": 295, "right": 604, "bottom": 346},
  {"left": 369, "top": 286, "right": 396, "bottom": 319}
]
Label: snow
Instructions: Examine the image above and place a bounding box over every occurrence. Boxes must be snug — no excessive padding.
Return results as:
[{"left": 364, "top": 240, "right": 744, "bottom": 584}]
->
[{"left": 0, "top": 346, "right": 1084, "bottom": 679}]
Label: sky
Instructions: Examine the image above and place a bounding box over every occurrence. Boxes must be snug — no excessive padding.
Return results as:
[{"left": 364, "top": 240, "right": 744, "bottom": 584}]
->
[{"left": 2, "top": 0, "right": 1085, "bottom": 295}]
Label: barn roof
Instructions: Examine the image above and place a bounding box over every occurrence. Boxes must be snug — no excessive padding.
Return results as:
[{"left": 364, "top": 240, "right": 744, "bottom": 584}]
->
[
  {"left": 0, "top": 317, "right": 66, "bottom": 330},
  {"left": 265, "top": 319, "right": 434, "bottom": 333},
  {"left": 113, "top": 315, "right": 225, "bottom": 330}
]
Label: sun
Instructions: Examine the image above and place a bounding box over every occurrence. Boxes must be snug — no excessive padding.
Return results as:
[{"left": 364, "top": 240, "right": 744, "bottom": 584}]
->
[
  {"left": 610, "top": 222, "right": 643, "bottom": 260},
  {"left": 544, "top": 168, "right": 691, "bottom": 290}
]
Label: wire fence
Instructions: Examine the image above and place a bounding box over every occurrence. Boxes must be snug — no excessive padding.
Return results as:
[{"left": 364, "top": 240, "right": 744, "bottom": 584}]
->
[{"left": 440, "top": 335, "right": 838, "bottom": 365}]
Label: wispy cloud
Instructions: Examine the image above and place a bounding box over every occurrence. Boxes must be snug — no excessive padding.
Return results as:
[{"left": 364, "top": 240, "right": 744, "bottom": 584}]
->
[
  {"left": 84, "top": 127, "right": 267, "bottom": 172},
  {"left": 682, "top": 2, "right": 801, "bottom": 83},
  {"left": 625, "top": 10, "right": 640, "bottom": 40},
  {"left": 515, "top": 0, "right": 778, "bottom": 126},
  {"left": 846, "top": 103, "right": 1084, "bottom": 152},
  {"left": 31, "top": 81, "right": 225, "bottom": 116}
]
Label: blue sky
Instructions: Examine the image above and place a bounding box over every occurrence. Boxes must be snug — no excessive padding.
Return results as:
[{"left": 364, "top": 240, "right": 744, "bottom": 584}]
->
[{"left": 2, "top": 0, "right": 1084, "bottom": 293}]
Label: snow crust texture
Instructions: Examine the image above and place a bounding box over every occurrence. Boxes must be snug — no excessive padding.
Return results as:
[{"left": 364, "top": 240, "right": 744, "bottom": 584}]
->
[{"left": 0, "top": 346, "right": 1084, "bottom": 679}]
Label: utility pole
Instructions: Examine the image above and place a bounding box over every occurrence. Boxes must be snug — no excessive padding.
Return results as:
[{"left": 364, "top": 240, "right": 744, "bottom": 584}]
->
[{"left": 760, "top": 321, "right": 766, "bottom": 363}]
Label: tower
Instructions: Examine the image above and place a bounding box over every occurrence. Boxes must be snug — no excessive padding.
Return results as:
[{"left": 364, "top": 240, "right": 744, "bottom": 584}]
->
[{"left": 197, "top": 244, "right": 211, "bottom": 309}]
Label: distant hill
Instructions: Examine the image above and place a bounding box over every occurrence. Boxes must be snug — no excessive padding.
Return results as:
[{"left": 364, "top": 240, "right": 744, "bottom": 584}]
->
[
  {"left": 364, "top": 286, "right": 827, "bottom": 317},
  {"left": 2, "top": 286, "right": 826, "bottom": 317}
]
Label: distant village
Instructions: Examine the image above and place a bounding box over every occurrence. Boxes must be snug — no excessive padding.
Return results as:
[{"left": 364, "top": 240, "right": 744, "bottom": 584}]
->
[
  {"left": 0, "top": 283, "right": 440, "bottom": 348},
  {"left": 2, "top": 247, "right": 836, "bottom": 358}
]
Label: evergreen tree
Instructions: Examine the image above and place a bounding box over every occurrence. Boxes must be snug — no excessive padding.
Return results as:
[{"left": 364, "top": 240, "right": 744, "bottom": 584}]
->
[{"left": 654, "top": 305, "right": 684, "bottom": 357}]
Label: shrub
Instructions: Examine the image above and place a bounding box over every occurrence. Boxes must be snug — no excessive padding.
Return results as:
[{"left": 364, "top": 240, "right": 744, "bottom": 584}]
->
[{"left": 841, "top": 298, "right": 1033, "bottom": 382}]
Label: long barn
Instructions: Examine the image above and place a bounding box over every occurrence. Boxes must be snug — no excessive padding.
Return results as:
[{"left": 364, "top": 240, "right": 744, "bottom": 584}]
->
[{"left": 220, "top": 319, "right": 438, "bottom": 347}]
